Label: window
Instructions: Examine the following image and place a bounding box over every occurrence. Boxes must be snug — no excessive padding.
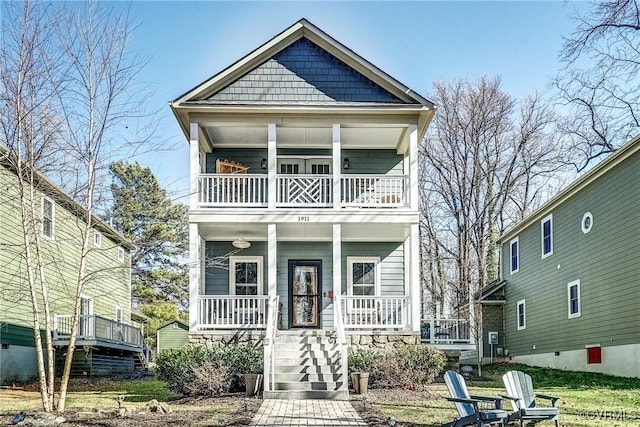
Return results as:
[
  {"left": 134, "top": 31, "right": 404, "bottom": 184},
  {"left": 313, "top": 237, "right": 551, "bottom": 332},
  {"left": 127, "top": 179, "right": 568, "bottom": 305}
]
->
[
  {"left": 510, "top": 237, "right": 519, "bottom": 274},
  {"left": 117, "top": 246, "right": 125, "bottom": 262},
  {"left": 229, "top": 256, "right": 262, "bottom": 295},
  {"left": 42, "top": 197, "right": 55, "bottom": 239},
  {"left": 541, "top": 215, "right": 553, "bottom": 258},
  {"left": 94, "top": 231, "right": 102, "bottom": 248},
  {"left": 347, "top": 257, "right": 380, "bottom": 296},
  {"left": 517, "top": 299, "right": 526, "bottom": 330},
  {"left": 115, "top": 306, "right": 123, "bottom": 323},
  {"left": 172, "top": 322, "right": 179, "bottom": 329},
  {"left": 581, "top": 212, "right": 593, "bottom": 234},
  {"left": 567, "top": 280, "right": 581, "bottom": 318}
]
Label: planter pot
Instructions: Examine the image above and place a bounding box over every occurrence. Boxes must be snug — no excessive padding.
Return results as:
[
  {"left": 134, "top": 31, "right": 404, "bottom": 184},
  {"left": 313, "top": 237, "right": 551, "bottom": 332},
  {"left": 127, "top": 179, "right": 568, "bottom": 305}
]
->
[
  {"left": 351, "top": 372, "right": 369, "bottom": 394},
  {"left": 244, "top": 373, "right": 263, "bottom": 396}
]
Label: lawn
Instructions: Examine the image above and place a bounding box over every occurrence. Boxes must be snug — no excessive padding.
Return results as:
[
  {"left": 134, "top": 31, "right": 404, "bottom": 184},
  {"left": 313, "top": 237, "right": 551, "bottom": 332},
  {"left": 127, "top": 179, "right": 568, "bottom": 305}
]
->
[{"left": 360, "top": 364, "right": 640, "bottom": 426}]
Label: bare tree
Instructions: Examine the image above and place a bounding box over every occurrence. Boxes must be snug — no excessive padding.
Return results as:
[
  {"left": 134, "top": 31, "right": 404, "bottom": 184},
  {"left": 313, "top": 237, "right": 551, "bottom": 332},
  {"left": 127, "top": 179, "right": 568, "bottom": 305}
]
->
[
  {"left": 419, "top": 76, "right": 563, "bottom": 371},
  {"left": 0, "top": 0, "right": 63, "bottom": 411},
  {"left": 556, "top": 0, "right": 640, "bottom": 170}
]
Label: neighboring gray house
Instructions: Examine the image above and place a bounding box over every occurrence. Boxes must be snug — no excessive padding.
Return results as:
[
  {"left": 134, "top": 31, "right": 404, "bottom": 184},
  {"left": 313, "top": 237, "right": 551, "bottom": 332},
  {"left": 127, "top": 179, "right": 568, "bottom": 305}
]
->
[
  {"left": 169, "top": 19, "right": 472, "bottom": 399},
  {"left": 482, "top": 136, "right": 640, "bottom": 378},
  {"left": 156, "top": 320, "right": 188, "bottom": 354}
]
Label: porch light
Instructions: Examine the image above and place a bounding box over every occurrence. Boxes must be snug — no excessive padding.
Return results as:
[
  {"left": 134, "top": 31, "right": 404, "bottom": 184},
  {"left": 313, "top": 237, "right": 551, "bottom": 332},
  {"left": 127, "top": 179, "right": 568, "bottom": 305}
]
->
[
  {"left": 232, "top": 234, "right": 251, "bottom": 249},
  {"left": 343, "top": 158, "right": 350, "bottom": 169},
  {"left": 261, "top": 158, "right": 267, "bottom": 169}
]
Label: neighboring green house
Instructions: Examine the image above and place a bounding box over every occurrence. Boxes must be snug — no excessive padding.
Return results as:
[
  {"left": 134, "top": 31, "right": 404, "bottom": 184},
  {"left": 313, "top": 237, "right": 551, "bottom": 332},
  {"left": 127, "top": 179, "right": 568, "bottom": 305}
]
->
[
  {"left": 480, "top": 136, "right": 640, "bottom": 377},
  {"left": 156, "top": 320, "right": 188, "bottom": 354},
  {"left": 0, "top": 151, "right": 143, "bottom": 384}
]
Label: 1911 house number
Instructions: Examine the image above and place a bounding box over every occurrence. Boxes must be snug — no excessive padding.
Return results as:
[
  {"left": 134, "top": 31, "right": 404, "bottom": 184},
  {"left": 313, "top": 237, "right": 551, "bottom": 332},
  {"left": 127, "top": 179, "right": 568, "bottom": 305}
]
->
[{"left": 298, "top": 216, "right": 310, "bottom": 222}]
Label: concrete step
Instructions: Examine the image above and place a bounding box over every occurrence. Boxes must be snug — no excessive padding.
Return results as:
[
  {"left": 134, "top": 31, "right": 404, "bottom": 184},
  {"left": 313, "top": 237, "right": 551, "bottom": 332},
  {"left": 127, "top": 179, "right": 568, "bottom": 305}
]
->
[
  {"left": 273, "top": 364, "right": 342, "bottom": 374},
  {"left": 273, "top": 356, "right": 340, "bottom": 366},
  {"left": 273, "top": 372, "right": 343, "bottom": 382},
  {"left": 274, "top": 342, "right": 338, "bottom": 351},
  {"left": 272, "top": 381, "right": 344, "bottom": 391},
  {"left": 263, "top": 389, "right": 349, "bottom": 400},
  {"left": 273, "top": 350, "right": 341, "bottom": 360}
]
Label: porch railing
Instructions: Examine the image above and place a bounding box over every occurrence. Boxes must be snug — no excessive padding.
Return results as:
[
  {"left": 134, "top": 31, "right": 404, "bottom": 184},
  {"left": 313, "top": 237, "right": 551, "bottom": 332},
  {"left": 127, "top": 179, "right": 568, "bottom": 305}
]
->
[
  {"left": 263, "top": 295, "right": 279, "bottom": 392},
  {"left": 420, "top": 317, "right": 471, "bottom": 343},
  {"left": 53, "top": 314, "right": 143, "bottom": 348},
  {"left": 339, "top": 296, "right": 409, "bottom": 329},
  {"left": 197, "top": 295, "right": 269, "bottom": 329},
  {"left": 276, "top": 175, "right": 332, "bottom": 207},
  {"left": 198, "top": 174, "right": 268, "bottom": 207},
  {"left": 341, "top": 175, "right": 407, "bottom": 207}
]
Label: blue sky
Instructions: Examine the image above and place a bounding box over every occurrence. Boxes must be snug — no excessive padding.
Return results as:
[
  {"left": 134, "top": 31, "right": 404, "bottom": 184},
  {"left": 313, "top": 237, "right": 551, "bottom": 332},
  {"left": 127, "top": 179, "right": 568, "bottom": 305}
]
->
[{"left": 121, "top": 1, "right": 587, "bottom": 201}]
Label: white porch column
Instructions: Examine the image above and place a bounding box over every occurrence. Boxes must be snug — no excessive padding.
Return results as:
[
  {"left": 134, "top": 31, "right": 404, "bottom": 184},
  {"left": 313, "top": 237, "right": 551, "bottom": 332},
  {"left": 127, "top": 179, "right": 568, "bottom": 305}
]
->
[
  {"left": 189, "top": 122, "right": 200, "bottom": 209},
  {"left": 188, "top": 223, "right": 201, "bottom": 330},
  {"left": 333, "top": 224, "right": 342, "bottom": 323},
  {"left": 332, "top": 124, "right": 341, "bottom": 210},
  {"left": 409, "top": 223, "right": 421, "bottom": 332},
  {"left": 268, "top": 223, "right": 277, "bottom": 297},
  {"left": 268, "top": 124, "right": 277, "bottom": 210},
  {"left": 408, "top": 124, "right": 419, "bottom": 211}
]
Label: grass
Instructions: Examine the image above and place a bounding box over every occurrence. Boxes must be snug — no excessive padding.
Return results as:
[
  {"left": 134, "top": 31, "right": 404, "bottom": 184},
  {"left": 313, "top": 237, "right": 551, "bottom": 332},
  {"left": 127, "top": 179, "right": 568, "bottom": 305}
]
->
[{"left": 367, "top": 364, "right": 640, "bottom": 426}]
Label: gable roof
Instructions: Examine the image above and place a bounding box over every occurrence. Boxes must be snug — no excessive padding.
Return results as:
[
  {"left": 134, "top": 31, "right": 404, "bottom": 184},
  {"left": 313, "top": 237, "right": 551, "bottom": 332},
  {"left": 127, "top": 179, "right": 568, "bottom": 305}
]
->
[
  {"left": 498, "top": 135, "right": 640, "bottom": 244},
  {"left": 170, "top": 19, "right": 435, "bottom": 140}
]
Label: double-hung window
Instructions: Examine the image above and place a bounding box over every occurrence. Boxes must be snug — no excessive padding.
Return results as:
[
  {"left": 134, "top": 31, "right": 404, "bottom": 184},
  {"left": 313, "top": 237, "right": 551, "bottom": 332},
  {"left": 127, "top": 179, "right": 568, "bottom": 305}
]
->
[
  {"left": 567, "top": 280, "right": 581, "bottom": 318},
  {"left": 347, "top": 257, "right": 380, "bottom": 296},
  {"left": 517, "top": 299, "right": 526, "bottom": 330},
  {"left": 94, "top": 231, "right": 102, "bottom": 248},
  {"left": 510, "top": 237, "right": 519, "bottom": 274},
  {"left": 229, "top": 256, "right": 262, "bottom": 295},
  {"left": 42, "top": 197, "right": 55, "bottom": 239},
  {"left": 541, "top": 215, "right": 553, "bottom": 258}
]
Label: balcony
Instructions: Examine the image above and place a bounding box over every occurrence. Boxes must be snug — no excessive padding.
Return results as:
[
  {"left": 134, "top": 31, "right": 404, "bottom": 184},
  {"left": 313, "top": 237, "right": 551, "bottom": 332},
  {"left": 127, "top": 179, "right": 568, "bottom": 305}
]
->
[
  {"left": 196, "top": 174, "right": 408, "bottom": 209},
  {"left": 53, "top": 315, "right": 144, "bottom": 351},
  {"left": 197, "top": 295, "right": 269, "bottom": 329},
  {"left": 420, "top": 317, "right": 473, "bottom": 346}
]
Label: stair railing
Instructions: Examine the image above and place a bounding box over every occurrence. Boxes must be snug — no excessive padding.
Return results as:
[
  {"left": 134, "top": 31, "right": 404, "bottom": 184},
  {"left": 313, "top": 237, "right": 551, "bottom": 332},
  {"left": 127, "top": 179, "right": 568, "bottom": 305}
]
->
[
  {"left": 333, "top": 295, "right": 349, "bottom": 391},
  {"left": 263, "top": 294, "right": 279, "bottom": 392}
]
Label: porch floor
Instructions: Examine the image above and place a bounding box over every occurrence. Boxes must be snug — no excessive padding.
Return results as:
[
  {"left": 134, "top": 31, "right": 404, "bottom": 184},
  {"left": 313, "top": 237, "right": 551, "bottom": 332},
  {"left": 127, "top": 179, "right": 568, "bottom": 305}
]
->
[{"left": 250, "top": 399, "right": 366, "bottom": 426}]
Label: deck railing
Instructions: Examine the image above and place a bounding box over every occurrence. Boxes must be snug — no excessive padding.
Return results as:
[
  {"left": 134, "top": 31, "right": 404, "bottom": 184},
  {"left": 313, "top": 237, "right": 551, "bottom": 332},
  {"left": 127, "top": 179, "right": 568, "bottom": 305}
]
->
[
  {"left": 198, "top": 174, "right": 268, "bottom": 207},
  {"left": 341, "top": 175, "right": 407, "bottom": 207},
  {"left": 339, "top": 296, "right": 410, "bottom": 329},
  {"left": 53, "top": 314, "right": 143, "bottom": 348},
  {"left": 420, "top": 317, "right": 471, "bottom": 343},
  {"left": 263, "top": 295, "right": 279, "bottom": 392},
  {"left": 197, "top": 295, "right": 269, "bottom": 329}
]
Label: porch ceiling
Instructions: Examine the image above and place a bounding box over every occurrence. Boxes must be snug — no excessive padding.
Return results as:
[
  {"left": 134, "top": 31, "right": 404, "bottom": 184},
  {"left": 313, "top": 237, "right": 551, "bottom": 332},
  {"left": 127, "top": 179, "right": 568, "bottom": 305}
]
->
[
  {"left": 203, "top": 123, "right": 407, "bottom": 150},
  {"left": 196, "top": 221, "right": 411, "bottom": 242}
]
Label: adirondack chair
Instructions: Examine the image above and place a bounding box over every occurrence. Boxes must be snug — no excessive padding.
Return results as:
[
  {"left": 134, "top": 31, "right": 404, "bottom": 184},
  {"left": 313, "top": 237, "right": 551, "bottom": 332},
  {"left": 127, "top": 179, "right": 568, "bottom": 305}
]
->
[
  {"left": 502, "top": 370, "right": 560, "bottom": 427},
  {"left": 442, "top": 370, "right": 507, "bottom": 427}
]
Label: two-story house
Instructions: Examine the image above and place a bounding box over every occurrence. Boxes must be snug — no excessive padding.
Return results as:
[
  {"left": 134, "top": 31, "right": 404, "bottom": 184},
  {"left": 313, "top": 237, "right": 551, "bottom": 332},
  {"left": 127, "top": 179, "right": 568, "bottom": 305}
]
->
[
  {"left": 0, "top": 149, "right": 144, "bottom": 384},
  {"left": 170, "top": 19, "right": 473, "bottom": 399},
  {"left": 479, "top": 136, "right": 640, "bottom": 378}
]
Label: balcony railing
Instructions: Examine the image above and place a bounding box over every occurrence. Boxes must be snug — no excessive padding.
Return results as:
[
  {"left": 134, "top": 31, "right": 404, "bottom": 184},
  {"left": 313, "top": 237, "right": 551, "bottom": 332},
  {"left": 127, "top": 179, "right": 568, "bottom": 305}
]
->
[
  {"left": 339, "top": 296, "right": 409, "bottom": 329},
  {"left": 196, "top": 174, "right": 408, "bottom": 208},
  {"left": 197, "top": 295, "right": 269, "bottom": 329},
  {"left": 420, "top": 317, "right": 471, "bottom": 344},
  {"left": 53, "top": 314, "right": 143, "bottom": 349}
]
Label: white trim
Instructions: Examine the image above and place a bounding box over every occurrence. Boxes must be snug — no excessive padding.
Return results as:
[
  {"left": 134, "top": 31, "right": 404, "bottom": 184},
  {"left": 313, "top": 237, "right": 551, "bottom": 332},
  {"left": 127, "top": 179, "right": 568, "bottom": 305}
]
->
[
  {"left": 41, "top": 196, "right": 55, "bottom": 240},
  {"left": 93, "top": 231, "right": 102, "bottom": 248},
  {"left": 117, "top": 246, "right": 125, "bottom": 263},
  {"left": 541, "top": 214, "right": 553, "bottom": 258},
  {"left": 80, "top": 294, "right": 94, "bottom": 315},
  {"left": 567, "top": 279, "right": 581, "bottom": 319},
  {"left": 346, "top": 256, "right": 381, "bottom": 296},
  {"left": 510, "top": 237, "right": 519, "bottom": 274},
  {"left": 517, "top": 299, "right": 526, "bottom": 330},
  {"left": 115, "top": 305, "right": 123, "bottom": 323},
  {"left": 229, "top": 256, "right": 264, "bottom": 295},
  {"left": 581, "top": 212, "right": 593, "bottom": 234}
]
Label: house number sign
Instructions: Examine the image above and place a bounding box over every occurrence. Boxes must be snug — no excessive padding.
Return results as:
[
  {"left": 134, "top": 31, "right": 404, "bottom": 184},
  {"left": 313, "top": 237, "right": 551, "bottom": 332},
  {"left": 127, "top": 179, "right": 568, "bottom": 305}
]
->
[{"left": 297, "top": 216, "right": 310, "bottom": 222}]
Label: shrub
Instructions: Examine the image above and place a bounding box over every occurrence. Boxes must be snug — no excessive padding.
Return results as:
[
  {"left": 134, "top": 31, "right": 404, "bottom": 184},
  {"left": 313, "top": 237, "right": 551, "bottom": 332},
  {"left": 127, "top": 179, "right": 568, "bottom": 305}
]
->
[
  {"left": 348, "top": 347, "right": 384, "bottom": 387},
  {"left": 155, "top": 343, "right": 263, "bottom": 395},
  {"left": 379, "top": 345, "right": 446, "bottom": 390}
]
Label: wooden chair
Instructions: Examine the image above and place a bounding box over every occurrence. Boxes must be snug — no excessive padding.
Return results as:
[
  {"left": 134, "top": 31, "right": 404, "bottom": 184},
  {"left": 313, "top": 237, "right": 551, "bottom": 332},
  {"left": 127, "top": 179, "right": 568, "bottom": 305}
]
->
[
  {"left": 442, "top": 370, "right": 507, "bottom": 427},
  {"left": 502, "top": 370, "right": 560, "bottom": 427}
]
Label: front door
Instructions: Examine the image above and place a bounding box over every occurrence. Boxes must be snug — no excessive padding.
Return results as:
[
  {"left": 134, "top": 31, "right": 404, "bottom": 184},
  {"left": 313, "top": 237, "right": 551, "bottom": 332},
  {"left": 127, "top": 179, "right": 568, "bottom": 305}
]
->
[{"left": 289, "top": 260, "right": 322, "bottom": 328}]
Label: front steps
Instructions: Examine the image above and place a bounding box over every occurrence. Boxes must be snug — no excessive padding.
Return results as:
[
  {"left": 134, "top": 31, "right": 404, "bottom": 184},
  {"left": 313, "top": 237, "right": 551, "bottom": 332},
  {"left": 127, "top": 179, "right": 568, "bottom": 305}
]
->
[{"left": 263, "top": 330, "right": 348, "bottom": 400}]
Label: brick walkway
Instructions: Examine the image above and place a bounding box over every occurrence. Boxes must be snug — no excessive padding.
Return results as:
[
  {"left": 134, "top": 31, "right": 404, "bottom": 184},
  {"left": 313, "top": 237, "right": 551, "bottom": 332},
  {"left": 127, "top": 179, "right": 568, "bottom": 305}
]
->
[{"left": 249, "top": 399, "right": 368, "bottom": 426}]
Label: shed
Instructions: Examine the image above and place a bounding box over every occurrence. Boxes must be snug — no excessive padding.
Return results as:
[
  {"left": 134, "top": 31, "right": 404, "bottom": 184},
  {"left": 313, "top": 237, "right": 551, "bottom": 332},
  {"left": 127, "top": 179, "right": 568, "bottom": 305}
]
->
[{"left": 156, "top": 320, "right": 188, "bottom": 353}]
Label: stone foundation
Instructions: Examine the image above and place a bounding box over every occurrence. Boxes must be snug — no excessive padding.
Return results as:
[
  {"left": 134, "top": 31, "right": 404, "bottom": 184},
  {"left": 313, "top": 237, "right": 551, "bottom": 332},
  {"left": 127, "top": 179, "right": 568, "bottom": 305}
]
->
[
  {"left": 188, "top": 330, "right": 265, "bottom": 347},
  {"left": 346, "top": 331, "right": 420, "bottom": 349}
]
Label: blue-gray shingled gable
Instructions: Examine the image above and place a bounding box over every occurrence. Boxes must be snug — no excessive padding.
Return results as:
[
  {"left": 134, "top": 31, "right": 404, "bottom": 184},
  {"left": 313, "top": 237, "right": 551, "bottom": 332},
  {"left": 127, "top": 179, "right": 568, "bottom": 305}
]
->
[{"left": 208, "top": 38, "right": 404, "bottom": 103}]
